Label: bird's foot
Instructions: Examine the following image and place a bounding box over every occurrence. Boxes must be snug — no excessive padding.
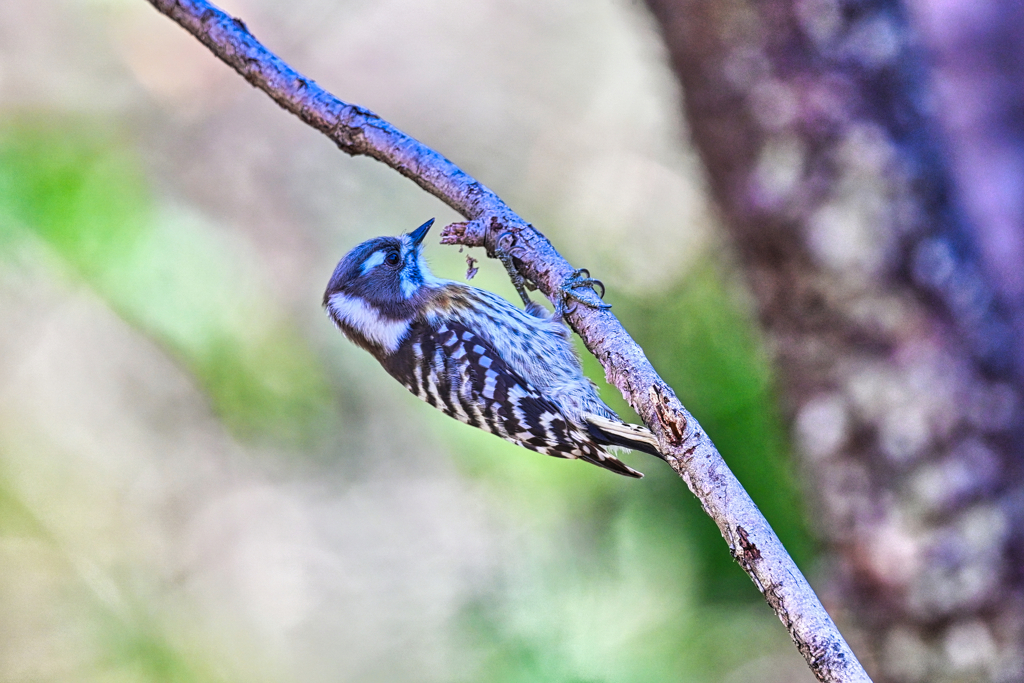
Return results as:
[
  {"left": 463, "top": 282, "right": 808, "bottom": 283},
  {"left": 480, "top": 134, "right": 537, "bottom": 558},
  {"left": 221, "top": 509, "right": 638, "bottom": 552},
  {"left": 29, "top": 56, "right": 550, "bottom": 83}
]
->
[{"left": 556, "top": 268, "right": 611, "bottom": 318}]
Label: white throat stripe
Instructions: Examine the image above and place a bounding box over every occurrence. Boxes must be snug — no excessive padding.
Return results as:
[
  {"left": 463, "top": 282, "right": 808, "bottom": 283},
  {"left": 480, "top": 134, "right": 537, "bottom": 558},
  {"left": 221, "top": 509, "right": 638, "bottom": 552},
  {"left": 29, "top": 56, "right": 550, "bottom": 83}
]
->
[
  {"left": 400, "top": 270, "right": 418, "bottom": 298},
  {"left": 327, "top": 293, "right": 410, "bottom": 353},
  {"left": 418, "top": 254, "right": 443, "bottom": 285}
]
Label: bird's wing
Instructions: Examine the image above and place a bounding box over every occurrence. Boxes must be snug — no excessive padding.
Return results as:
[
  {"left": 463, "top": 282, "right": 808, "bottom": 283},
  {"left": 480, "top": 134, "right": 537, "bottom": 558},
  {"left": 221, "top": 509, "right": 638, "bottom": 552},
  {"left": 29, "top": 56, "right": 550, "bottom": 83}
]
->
[{"left": 382, "top": 319, "right": 643, "bottom": 477}]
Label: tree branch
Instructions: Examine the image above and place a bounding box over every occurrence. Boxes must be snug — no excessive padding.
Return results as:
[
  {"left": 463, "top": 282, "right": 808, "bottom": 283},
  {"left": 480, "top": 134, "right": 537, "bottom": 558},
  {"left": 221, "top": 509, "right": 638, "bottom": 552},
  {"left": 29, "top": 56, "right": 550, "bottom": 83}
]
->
[{"left": 145, "top": 1, "right": 872, "bottom": 680}]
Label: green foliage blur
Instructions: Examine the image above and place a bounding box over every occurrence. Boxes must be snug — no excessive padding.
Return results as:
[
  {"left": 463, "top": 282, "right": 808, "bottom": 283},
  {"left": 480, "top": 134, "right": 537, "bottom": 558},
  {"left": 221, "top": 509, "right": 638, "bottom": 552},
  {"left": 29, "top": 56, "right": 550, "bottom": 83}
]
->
[{"left": 0, "top": 119, "right": 334, "bottom": 446}]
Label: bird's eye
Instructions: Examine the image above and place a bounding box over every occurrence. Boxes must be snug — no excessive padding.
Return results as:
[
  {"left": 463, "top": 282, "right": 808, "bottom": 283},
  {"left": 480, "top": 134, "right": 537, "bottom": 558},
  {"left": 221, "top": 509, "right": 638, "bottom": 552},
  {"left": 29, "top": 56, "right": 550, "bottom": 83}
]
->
[{"left": 385, "top": 251, "right": 401, "bottom": 267}]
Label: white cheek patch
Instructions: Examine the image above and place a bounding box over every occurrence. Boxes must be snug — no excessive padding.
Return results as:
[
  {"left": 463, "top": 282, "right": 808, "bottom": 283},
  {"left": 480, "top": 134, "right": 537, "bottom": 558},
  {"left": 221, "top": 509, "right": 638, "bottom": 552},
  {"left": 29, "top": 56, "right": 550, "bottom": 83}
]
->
[
  {"left": 360, "top": 250, "right": 387, "bottom": 274},
  {"left": 327, "top": 292, "right": 410, "bottom": 353}
]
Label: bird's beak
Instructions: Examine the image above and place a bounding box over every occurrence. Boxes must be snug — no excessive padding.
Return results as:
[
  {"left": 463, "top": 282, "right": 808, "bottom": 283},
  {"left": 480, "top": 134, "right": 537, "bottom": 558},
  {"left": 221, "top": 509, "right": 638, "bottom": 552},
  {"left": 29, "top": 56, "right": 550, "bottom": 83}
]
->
[{"left": 409, "top": 218, "right": 434, "bottom": 249}]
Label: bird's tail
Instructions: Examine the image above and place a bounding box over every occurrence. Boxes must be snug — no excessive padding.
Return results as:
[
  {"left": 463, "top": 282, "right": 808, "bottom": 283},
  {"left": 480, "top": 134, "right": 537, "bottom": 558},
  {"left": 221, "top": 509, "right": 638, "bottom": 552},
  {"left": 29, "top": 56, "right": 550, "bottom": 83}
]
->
[
  {"left": 579, "top": 451, "right": 644, "bottom": 478},
  {"left": 585, "top": 414, "right": 664, "bottom": 460}
]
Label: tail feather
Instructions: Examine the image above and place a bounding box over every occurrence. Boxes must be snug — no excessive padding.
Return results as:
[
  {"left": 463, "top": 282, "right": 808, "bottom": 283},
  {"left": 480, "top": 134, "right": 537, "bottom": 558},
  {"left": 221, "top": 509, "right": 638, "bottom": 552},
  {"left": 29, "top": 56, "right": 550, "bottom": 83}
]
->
[
  {"left": 585, "top": 414, "right": 664, "bottom": 460},
  {"left": 580, "top": 451, "right": 644, "bottom": 479}
]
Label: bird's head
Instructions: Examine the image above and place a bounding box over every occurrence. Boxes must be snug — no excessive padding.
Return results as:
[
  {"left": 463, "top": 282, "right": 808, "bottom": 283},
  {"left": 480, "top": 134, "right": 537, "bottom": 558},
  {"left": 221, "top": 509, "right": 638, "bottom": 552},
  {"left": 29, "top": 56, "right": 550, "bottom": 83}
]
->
[{"left": 323, "top": 218, "right": 438, "bottom": 352}]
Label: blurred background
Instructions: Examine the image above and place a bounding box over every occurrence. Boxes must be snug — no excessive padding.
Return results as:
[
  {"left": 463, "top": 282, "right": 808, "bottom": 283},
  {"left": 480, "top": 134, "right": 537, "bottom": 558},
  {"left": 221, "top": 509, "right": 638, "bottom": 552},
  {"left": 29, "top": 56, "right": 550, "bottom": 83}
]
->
[{"left": 0, "top": 0, "right": 1019, "bottom": 681}]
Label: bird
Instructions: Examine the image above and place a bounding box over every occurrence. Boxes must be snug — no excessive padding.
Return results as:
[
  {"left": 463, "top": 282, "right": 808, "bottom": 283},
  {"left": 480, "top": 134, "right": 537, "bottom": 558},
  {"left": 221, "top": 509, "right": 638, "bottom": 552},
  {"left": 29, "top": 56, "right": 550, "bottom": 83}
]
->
[{"left": 323, "top": 218, "right": 663, "bottom": 477}]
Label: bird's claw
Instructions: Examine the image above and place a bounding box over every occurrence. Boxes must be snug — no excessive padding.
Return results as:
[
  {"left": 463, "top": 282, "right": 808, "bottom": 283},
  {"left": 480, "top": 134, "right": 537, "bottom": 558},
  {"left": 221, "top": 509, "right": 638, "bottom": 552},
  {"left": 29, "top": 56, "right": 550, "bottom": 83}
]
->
[
  {"left": 557, "top": 268, "right": 611, "bottom": 318},
  {"left": 570, "top": 268, "right": 606, "bottom": 299}
]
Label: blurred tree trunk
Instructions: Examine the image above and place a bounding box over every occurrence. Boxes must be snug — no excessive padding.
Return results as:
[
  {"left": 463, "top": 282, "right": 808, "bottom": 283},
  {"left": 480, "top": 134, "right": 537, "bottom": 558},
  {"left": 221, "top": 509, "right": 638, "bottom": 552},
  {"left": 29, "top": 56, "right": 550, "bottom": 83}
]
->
[
  {"left": 907, "top": 0, "right": 1024, "bottom": 386},
  {"left": 642, "top": 1, "right": 1024, "bottom": 681}
]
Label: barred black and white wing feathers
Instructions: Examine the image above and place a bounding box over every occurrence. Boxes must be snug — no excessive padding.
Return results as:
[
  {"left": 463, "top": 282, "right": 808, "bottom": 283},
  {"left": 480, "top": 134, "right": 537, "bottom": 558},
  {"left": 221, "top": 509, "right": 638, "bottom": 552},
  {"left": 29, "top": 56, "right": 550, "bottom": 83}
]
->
[{"left": 380, "top": 318, "right": 645, "bottom": 478}]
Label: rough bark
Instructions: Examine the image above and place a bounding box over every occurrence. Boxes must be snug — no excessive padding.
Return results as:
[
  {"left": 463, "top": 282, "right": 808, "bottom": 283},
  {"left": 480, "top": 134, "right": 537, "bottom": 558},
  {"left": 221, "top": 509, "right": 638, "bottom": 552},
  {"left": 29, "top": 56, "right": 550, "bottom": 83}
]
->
[
  {"left": 145, "top": 0, "right": 872, "bottom": 680},
  {"left": 642, "top": 0, "right": 1024, "bottom": 681}
]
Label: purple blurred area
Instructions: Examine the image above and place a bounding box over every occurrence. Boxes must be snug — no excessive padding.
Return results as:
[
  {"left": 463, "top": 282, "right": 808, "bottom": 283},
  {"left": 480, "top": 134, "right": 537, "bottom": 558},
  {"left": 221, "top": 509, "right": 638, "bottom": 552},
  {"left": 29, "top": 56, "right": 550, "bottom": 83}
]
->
[{"left": 909, "top": 0, "right": 1024, "bottom": 367}]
